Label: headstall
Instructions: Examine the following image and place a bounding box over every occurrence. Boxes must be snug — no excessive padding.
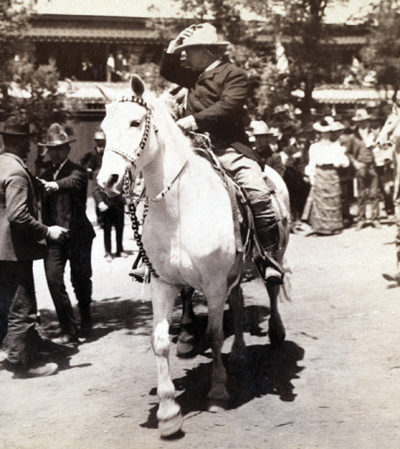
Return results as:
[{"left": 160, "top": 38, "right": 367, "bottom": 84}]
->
[{"left": 107, "top": 96, "right": 154, "bottom": 166}]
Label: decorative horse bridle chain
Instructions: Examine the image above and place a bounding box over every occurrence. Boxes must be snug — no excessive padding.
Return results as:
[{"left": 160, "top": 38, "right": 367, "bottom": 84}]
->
[
  {"left": 116, "top": 95, "right": 160, "bottom": 279},
  {"left": 116, "top": 95, "right": 188, "bottom": 279}
]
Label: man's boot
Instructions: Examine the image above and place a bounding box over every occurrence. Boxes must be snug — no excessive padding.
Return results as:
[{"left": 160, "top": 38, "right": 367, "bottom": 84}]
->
[{"left": 253, "top": 201, "right": 283, "bottom": 285}]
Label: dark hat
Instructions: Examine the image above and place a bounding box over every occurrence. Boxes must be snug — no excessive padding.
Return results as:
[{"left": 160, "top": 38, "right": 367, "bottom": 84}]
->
[
  {"left": 38, "top": 123, "right": 76, "bottom": 147},
  {"left": 0, "top": 116, "right": 36, "bottom": 136}
]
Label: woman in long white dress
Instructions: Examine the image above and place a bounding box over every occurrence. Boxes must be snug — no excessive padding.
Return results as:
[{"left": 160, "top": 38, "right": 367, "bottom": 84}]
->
[{"left": 305, "top": 118, "right": 350, "bottom": 235}]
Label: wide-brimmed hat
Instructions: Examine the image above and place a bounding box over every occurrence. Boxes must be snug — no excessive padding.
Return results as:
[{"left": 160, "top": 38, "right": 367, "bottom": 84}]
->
[
  {"left": 173, "top": 23, "right": 230, "bottom": 53},
  {"left": 38, "top": 123, "right": 76, "bottom": 147},
  {"left": 352, "top": 108, "right": 371, "bottom": 122},
  {"left": 0, "top": 116, "right": 36, "bottom": 136},
  {"left": 313, "top": 116, "right": 335, "bottom": 133},
  {"left": 330, "top": 121, "right": 345, "bottom": 132}
]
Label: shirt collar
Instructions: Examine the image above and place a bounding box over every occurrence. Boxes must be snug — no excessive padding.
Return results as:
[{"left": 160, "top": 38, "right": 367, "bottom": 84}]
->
[
  {"left": 53, "top": 157, "right": 69, "bottom": 180},
  {"left": 205, "top": 59, "right": 222, "bottom": 72}
]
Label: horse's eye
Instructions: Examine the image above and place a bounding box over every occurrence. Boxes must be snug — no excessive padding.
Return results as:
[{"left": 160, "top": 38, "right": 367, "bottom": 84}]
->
[{"left": 129, "top": 120, "right": 141, "bottom": 127}]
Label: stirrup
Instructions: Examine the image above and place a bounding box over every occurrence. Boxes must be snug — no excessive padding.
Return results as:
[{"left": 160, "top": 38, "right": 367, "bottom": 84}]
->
[{"left": 129, "top": 265, "right": 146, "bottom": 283}]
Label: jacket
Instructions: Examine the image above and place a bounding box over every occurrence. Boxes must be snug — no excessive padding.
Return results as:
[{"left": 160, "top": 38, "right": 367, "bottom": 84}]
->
[
  {"left": 0, "top": 152, "right": 48, "bottom": 261},
  {"left": 160, "top": 52, "right": 256, "bottom": 161},
  {"left": 40, "top": 159, "right": 95, "bottom": 241}
]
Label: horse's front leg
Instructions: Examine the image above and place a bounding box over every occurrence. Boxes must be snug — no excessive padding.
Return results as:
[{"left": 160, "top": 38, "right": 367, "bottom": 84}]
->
[
  {"left": 203, "top": 289, "right": 229, "bottom": 410},
  {"left": 177, "top": 286, "right": 196, "bottom": 357},
  {"left": 151, "top": 279, "right": 183, "bottom": 437}
]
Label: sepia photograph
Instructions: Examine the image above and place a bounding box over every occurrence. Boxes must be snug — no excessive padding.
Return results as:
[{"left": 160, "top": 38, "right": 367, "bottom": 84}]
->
[{"left": 1, "top": 0, "right": 399, "bottom": 448}]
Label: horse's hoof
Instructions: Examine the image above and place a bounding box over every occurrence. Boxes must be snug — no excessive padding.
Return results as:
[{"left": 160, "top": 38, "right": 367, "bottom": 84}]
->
[
  {"left": 176, "top": 330, "right": 195, "bottom": 358},
  {"left": 268, "top": 318, "right": 286, "bottom": 346},
  {"left": 207, "top": 399, "right": 228, "bottom": 413},
  {"left": 176, "top": 340, "right": 195, "bottom": 358},
  {"left": 207, "top": 385, "right": 229, "bottom": 409},
  {"left": 159, "top": 411, "right": 183, "bottom": 438}
]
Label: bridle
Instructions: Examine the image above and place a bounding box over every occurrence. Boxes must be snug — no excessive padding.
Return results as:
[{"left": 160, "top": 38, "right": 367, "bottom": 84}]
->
[{"left": 106, "top": 96, "right": 154, "bottom": 166}]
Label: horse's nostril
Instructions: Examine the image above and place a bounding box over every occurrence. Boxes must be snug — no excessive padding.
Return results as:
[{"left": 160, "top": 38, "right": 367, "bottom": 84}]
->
[{"left": 107, "top": 174, "right": 119, "bottom": 187}]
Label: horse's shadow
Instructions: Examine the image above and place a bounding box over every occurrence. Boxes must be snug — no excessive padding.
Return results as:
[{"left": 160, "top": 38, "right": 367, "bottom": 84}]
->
[{"left": 141, "top": 304, "right": 305, "bottom": 430}]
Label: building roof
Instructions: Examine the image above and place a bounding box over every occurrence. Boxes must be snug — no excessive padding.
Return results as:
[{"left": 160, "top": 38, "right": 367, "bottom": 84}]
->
[{"left": 28, "top": 17, "right": 161, "bottom": 43}]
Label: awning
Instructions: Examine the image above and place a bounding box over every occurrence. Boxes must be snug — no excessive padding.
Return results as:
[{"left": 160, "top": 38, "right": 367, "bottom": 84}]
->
[
  {"left": 292, "top": 86, "right": 395, "bottom": 105},
  {"left": 60, "top": 81, "right": 131, "bottom": 100}
]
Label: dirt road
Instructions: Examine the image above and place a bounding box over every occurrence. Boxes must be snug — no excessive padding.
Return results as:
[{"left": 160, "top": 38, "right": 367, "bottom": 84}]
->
[{"left": 2, "top": 212, "right": 400, "bottom": 449}]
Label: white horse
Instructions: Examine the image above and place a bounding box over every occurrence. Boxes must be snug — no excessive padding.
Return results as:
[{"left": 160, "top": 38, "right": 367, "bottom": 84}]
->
[{"left": 97, "top": 75, "right": 290, "bottom": 437}]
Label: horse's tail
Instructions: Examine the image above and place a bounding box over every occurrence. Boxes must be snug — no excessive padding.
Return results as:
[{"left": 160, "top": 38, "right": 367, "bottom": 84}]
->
[{"left": 278, "top": 255, "right": 292, "bottom": 302}]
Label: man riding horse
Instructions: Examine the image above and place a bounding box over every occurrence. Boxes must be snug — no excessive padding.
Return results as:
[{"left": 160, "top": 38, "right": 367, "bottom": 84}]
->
[{"left": 131, "top": 23, "right": 283, "bottom": 284}]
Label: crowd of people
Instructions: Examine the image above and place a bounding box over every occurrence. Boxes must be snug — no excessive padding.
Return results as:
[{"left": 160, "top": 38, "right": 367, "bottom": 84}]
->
[
  {"left": 1, "top": 21, "right": 400, "bottom": 378},
  {"left": 248, "top": 107, "right": 396, "bottom": 237}
]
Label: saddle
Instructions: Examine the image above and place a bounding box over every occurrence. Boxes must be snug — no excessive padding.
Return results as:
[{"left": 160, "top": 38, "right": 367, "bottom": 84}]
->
[{"left": 189, "top": 132, "right": 285, "bottom": 275}]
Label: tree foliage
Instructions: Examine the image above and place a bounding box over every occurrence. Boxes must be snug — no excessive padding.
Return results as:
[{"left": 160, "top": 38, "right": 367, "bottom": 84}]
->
[
  {"left": 5, "top": 56, "right": 66, "bottom": 132},
  {"left": 0, "top": 2, "right": 66, "bottom": 132},
  {"left": 360, "top": 0, "right": 400, "bottom": 101}
]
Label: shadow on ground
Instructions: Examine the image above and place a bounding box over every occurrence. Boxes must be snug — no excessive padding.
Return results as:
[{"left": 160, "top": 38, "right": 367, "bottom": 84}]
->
[
  {"left": 141, "top": 303, "right": 305, "bottom": 431},
  {"left": 39, "top": 296, "right": 154, "bottom": 342}
]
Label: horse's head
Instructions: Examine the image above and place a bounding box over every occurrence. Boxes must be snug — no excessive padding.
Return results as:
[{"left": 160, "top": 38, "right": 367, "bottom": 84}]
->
[
  {"left": 97, "top": 75, "right": 157, "bottom": 197},
  {"left": 377, "top": 103, "right": 400, "bottom": 147}
]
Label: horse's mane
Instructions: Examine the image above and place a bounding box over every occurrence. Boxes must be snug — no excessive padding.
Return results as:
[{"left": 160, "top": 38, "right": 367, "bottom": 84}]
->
[{"left": 143, "top": 91, "right": 195, "bottom": 155}]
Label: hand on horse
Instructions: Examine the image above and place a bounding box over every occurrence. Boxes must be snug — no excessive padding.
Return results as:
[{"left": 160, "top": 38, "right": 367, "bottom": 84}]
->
[{"left": 176, "top": 115, "right": 197, "bottom": 132}]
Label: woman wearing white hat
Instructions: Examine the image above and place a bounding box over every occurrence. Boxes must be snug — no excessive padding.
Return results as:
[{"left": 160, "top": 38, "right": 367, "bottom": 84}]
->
[{"left": 304, "top": 117, "right": 349, "bottom": 235}]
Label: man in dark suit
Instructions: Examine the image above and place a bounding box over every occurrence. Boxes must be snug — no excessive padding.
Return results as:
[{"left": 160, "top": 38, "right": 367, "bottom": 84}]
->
[
  {"left": 81, "top": 130, "right": 127, "bottom": 260},
  {"left": 38, "top": 123, "right": 95, "bottom": 344},
  {"left": 345, "top": 108, "right": 380, "bottom": 230},
  {"left": 0, "top": 116, "right": 69, "bottom": 378},
  {"left": 156, "top": 23, "right": 282, "bottom": 283}
]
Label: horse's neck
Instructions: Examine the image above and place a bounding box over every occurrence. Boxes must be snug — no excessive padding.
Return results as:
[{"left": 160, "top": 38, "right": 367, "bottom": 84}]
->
[{"left": 141, "top": 136, "right": 188, "bottom": 202}]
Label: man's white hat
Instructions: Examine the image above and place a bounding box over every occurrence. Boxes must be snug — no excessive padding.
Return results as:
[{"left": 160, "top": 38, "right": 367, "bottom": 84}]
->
[
  {"left": 352, "top": 108, "right": 371, "bottom": 122},
  {"left": 173, "top": 23, "right": 230, "bottom": 53}
]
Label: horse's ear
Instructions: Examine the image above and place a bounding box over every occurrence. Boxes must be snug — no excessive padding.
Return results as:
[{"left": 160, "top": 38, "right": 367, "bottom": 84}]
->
[{"left": 131, "top": 75, "right": 145, "bottom": 97}]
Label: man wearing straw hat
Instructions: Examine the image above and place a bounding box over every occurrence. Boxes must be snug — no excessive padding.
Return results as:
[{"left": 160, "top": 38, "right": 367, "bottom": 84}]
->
[
  {"left": 346, "top": 108, "right": 380, "bottom": 230},
  {"left": 38, "top": 123, "right": 95, "bottom": 344},
  {"left": 159, "top": 23, "right": 283, "bottom": 283},
  {"left": 0, "top": 116, "right": 69, "bottom": 378}
]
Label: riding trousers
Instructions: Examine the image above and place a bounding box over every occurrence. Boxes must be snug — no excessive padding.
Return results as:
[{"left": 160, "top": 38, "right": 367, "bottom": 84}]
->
[
  {"left": 217, "top": 147, "right": 273, "bottom": 206},
  {"left": 216, "top": 147, "right": 277, "bottom": 248}
]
